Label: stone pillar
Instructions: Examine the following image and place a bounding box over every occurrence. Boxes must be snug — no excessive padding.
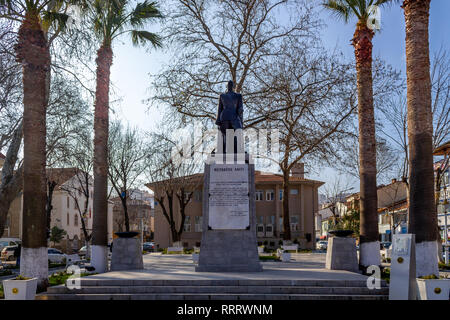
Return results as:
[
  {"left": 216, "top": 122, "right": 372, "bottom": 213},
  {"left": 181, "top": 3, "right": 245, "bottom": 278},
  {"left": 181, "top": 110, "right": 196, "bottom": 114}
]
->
[
  {"left": 110, "top": 237, "right": 144, "bottom": 271},
  {"left": 325, "top": 237, "right": 359, "bottom": 272}
]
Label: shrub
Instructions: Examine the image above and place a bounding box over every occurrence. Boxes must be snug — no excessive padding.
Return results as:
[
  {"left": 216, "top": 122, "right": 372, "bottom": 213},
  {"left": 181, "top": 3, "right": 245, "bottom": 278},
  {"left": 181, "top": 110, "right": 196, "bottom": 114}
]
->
[
  {"left": 13, "top": 275, "right": 32, "bottom": 280},
  {"left": 419, "top": 274, "right": 439, "bottom": 280},
  {"left": 0, "top": 284, "right": 3, "bottom": 299},
  {"left": 0, "top": 269, "right": 13, "bottom": 277}
]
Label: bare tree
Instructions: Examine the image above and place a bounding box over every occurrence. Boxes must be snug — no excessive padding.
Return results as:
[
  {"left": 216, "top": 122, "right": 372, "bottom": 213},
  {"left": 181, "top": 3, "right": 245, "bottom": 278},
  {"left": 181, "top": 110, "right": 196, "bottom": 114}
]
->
[
  {"left": 108, "top": 121, "right": 149, "bottom": 232},
  {"left": 379, "top": 48, "right": 450, "bottom": 182},
  {"left": 260, "top": 44, "right": 357, "bottom": 240},
  {"left": 146, "top": 126, "right": 202, "bottom": 244},
  {"left": 322, "top": 175, "right": 354, "bottom": 228},
  {"left": 149, "top": 0, "right": 321, "bottom": 128}
]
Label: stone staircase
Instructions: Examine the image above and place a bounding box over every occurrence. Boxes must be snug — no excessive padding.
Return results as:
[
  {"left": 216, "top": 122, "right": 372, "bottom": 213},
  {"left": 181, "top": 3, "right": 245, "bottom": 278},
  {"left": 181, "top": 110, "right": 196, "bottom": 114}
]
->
[{"left": 37, "top": 278, "right": 389, "bottom": 300}]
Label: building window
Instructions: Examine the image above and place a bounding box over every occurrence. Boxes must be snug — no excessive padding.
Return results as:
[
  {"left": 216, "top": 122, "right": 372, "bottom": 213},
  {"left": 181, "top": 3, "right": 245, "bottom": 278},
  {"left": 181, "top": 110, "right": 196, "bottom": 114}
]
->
[
  {"left": 257, "top": 216, "right": 264, "bottom": 224},
  {"left": 279, "top": 217, "right": 284, "bottom": 232},
  {"left": 269, "top": 215, "right": 275, "bottom": 225},
  {"left": 255, "top": 190, "right": 263, "bottom": 201},
  {"left": 184, "top": 216, "right": 191, "bottom": 232},
  {"left": 194, "top": 191, "right": 202, "bottom": 202},
  {"left": 67, "top": 197, "right": 70, "bottom": 208},
  {"left": 290, "top": 215, "right": 299, "bottom": 231},
  {"left": 266, "top": 190, "right": 274, "bottom": 201},
  {"left": 290, "top": 189, "right": 298, "bottom": 195},
  {"left": 194, "top": 216, "right": 202, "bottom": 232},
  {"left": 279, "top": 190, "right": 283, "bottom": 201},
  {"left": 67, "top": 213, "right": 70, "bottom": 225},
  {"left": 74, "top": 214, "right": 78, "bottom": 227}
]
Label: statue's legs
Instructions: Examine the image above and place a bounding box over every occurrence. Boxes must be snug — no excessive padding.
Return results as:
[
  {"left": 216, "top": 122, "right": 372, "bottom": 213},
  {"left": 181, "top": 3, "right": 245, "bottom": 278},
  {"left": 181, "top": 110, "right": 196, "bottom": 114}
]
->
[{"left": 219, "top": 121, "right": 233, "bottom": 153}]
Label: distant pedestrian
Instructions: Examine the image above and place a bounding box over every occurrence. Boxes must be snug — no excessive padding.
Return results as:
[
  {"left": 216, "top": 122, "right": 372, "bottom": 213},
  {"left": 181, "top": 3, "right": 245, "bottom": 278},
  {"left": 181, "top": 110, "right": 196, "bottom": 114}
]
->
[{"left": 14, "top": 244, "right": 21, "bottom": 267}]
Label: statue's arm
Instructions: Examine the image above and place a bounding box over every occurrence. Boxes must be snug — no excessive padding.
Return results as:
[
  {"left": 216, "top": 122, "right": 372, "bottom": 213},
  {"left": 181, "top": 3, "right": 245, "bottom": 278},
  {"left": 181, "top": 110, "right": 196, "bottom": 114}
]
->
[
  {"left": 237, "top": 94, "right": 243, "bottom": 124},
  {"left": 215, "top": 95, "right": 223, "bottom": 125}
]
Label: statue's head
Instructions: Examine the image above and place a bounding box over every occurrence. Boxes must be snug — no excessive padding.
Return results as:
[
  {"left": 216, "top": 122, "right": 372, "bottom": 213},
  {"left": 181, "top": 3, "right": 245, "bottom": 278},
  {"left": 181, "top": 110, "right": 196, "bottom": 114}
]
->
[{"left": 227, "top": 80, "right": 234, "bottom": 92}]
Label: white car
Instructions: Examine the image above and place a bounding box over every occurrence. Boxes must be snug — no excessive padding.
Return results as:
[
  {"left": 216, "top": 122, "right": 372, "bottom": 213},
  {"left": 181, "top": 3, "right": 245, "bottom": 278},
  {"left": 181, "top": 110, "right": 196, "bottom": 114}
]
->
[
  {"left": 48, "top": 248, "right": 67, "bottom": 264},
  {"left": 0, "top": 238, "right": 21, "bottom": 252},
  {"left": 1, "top": 245, "right": 17, "bottom": 261},
  {"left": 316, "top": 241, "right": 328, "bottom": 250}
]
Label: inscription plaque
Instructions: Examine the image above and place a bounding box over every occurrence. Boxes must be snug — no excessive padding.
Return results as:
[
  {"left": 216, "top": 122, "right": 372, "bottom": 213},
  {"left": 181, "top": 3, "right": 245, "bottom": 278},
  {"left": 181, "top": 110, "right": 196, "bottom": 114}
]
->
[{"left": 208, "top": 164, "right": 249, "bottom": 229}]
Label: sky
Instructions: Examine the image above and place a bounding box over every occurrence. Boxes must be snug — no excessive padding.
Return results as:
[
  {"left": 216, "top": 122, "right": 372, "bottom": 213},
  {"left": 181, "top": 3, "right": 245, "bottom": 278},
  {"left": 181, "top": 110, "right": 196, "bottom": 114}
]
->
[{"left": 107, "top": 0, "right": 450, "bottom": 193}]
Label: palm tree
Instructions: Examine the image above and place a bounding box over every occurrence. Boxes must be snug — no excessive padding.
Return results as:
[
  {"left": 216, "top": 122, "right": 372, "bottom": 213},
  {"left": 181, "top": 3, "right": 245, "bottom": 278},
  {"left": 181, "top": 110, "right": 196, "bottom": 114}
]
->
[
  {"left": 0, "top": 0, "right": 79, "bottom": 290},
  {"left": 323, "top": 0, "right": 393, "bottom": 269},
  {"left": 85, "top": 0, "right": 162, "bottom": 272},
  {"left": 402, "top": 0, "right": 438, "bottom": 277}
]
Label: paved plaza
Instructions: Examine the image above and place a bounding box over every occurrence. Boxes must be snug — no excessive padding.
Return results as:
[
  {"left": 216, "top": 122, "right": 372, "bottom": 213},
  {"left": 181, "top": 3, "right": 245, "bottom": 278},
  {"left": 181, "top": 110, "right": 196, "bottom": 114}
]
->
[{"left": 83, "top": 252, "right": 370, "bottom": 282}]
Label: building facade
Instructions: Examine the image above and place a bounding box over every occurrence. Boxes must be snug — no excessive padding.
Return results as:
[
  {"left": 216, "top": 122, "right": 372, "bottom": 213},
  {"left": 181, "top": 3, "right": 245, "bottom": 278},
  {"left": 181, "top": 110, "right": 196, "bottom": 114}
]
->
[
  {"left": 148, "top": 169, "right": 323, "bottom": 250},
  {"left": 4, "top": 168, "right": 114, "bottom": 253},
  {"left": 435, "top": 159, "right": 450, "bottom": 242},
  {"left": 112, "top": 189, "right": 154, "bottom": 241}
]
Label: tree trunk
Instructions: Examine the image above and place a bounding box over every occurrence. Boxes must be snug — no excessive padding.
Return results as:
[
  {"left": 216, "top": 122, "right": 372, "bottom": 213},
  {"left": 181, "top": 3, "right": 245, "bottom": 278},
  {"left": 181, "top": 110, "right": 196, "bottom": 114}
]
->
[
  {"left": 46, "top": 181, "right": 57, "bottom": 242},
  {"left": 91, "top": 44, "right": 113, "bottom": 273},
  {"left": 120, "top": 195, "right": 130, "bottom": 232},
  {"left": 352, "top": 22, "right": 380, "bottom": 268},
  {"left": 282, "top": 173, "right": 291, "bottom": 240},
  {"left": 0, "top": 121, "right": 23, "bottom": 238},
  {"left": 15, "top": 12, "right": 50, "bottom": 289},
  {"left": 403, "top": 0, "right": 439, "bottom": 277}
]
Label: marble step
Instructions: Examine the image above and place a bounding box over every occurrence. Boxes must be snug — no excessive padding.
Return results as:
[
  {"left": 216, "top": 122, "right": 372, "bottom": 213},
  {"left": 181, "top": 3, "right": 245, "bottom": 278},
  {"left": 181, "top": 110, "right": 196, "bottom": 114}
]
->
[
  {"left": 71, "top": 279, "right": 388, "bottom": 288},
  {"left": 37, "top": 293, "right": 388, "bottom": 300},
  {"left": 47, "top": 285, "right": 389, "bottom": 295}
]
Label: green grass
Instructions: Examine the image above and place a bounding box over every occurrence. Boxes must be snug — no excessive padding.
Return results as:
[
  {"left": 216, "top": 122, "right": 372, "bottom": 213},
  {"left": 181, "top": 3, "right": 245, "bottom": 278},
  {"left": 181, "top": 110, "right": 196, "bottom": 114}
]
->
[
  {"left": 259, "top": 255, "right": 281, "bottom": 262},
  {"left": 438, "top": 262, "right": 450, "bottom": 270},
  {"left": 48, "top": 271, "right": 97, "bottom": 287},
  {"left": 49, "top": 262, "right": 67, "bottom": 268}
]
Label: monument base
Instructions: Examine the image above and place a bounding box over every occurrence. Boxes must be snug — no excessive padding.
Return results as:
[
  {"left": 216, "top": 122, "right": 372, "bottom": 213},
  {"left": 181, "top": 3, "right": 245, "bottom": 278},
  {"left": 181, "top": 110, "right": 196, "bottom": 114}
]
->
[
  {"left": 195, "top": 230, "right": 262, "bottom": 272},
  {"left": 325, "top": 237, "right": 358, "bottom": 272},
  {"left": 196, "top": 156, "right": 262, "bottom": 273},
  {"left": 110, "top": 237, "right": 144, "bottom": 271}
]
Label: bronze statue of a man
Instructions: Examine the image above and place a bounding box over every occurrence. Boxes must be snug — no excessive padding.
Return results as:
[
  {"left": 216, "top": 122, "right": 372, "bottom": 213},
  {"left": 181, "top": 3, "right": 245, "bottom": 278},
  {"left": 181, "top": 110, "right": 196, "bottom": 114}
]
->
[{"left": 215, "top": 80, "right": 243, "bottom": 153}]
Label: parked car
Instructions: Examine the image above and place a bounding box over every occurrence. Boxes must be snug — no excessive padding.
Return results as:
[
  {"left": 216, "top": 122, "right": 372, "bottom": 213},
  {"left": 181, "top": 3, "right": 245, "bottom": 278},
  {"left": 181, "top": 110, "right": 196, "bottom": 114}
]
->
[
  {"left": 316, "top": 241, "right": 328, "bottom": 250},
  {"left": 143, "top": 242, "right": 155, "bottom": 252},
  {"left": 380, "top": 242, "right": 392, "bottom": 250},
  {"left": 0, "top": 238, "right": 21, "bottom": 252},
  {"left": 78, "top": 246, "right": 87, "bottom": 257},
  {"left": 1, "top": 245, "right": 17, "bottom": 261},
  {"left": 48, "top": 248, "right": 67, "bottom": 264}
]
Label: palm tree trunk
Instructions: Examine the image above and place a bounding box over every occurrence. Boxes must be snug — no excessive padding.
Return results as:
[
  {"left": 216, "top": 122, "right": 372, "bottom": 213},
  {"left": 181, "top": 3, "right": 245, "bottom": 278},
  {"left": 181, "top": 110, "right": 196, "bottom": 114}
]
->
[
  {"left": 15, "top": 12, "right": 50, "bottom": 290},
  {"left": 91, "top": 44, "right": 113, "bottom": 273},
  {"left": 352, "top": 22, "right": 380, "bottom": 268},
  {"left": 403, "top": 0, "right": 439, "bottom": 277}
]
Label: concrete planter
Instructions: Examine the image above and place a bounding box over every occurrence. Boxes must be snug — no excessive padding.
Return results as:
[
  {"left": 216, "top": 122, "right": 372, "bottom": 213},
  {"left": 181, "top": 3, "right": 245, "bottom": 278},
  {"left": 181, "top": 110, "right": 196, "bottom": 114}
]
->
[
  {"left": 2, "top": 278, "right": 38, "bottom": 300},
  {"left": 281, "top": 253, "right": 291, "bottom": 262},
  {"left": 110, "top": 237, "right": 144, "bottom": 271},
  {"left": 416, "top": 278, "right": 450, "bottom": 300},
  {"left": 258, "top": 247, "right": 264, "bottom": 254},
  {"left": 192, "top": 253, "right": 199, "bottom": 263}
]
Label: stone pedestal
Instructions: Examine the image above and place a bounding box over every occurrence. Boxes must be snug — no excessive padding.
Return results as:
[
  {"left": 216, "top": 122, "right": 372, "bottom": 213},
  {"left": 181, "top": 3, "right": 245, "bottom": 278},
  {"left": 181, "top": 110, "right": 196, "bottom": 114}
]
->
[
  {"left": 196, "top": 155, "right": 262, "bottom": 272},
  {"left": 325, "top": 237, "right": 358, "bottom": 272},
  {"left": 389, "top": 234, "right": 416, "bottom": 300},
  {"left": 110, "top": 237, "right": 144, "bottom": 271}
]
